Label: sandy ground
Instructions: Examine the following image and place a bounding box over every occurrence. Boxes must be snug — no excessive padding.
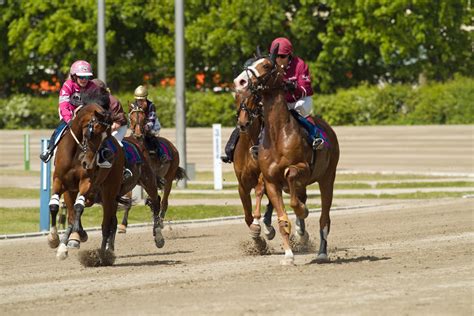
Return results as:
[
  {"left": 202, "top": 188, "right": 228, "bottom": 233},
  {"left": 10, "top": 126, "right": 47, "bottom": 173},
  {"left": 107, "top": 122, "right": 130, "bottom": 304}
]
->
[
  {"left": 0, "top": 198, "right": 472, "bottom": 315},
  {"left": 0, "top": 126, "right": 473, "bottom": 315}
]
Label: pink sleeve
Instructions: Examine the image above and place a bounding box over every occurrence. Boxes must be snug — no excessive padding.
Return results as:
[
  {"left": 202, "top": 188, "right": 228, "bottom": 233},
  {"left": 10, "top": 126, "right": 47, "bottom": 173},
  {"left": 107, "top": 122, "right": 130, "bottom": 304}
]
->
[
  {"left": 294, "top": 61, "right": 313, "bottom": 99},
  {"left": 58, "top": 82, "right": 74, "bottom": 123}
]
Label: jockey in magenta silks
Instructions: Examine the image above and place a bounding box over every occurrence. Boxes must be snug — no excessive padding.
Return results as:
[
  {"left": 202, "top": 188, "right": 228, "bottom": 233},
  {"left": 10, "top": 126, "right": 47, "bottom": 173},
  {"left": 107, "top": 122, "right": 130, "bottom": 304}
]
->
[{"left": 40, "top": 60, "right": 97, "bottom": 163}]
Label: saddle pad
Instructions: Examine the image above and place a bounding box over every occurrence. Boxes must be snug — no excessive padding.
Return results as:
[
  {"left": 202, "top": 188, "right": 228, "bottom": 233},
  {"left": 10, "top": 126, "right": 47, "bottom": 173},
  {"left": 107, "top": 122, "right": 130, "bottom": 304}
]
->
[
  {"left": 159, "top": 140, "right": 173, "bottom": 161},
  {"left": 104, "top": 138, "right": 118, "bottom": 154},
  {"left": 122, "top": 140, "right": 142, "bottom": 165},
  {"left": 314, "top": 124, "right": 330, "bottom": 149}
]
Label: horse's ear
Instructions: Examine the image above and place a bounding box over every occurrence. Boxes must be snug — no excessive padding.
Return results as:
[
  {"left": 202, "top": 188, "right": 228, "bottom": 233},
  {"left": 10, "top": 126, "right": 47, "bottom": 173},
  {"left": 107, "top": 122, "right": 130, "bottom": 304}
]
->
[
  {"left": 270, "top": 43, "right": 279, "bottom": 66},
  {"left": 256, "top": 45, "right": 262, "bottom": 58},
  {"left": 95, "top": 110, "right": 105, "bottom": 121}
]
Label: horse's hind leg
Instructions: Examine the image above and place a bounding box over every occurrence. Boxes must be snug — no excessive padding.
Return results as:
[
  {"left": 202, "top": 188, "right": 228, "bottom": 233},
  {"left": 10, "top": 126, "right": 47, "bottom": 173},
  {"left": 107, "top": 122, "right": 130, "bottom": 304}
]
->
[
  {"left": 316, "top": 170, "right": 336, "bottom": 263},
  {"left": 141, "top": 172, "right": 164, "bottom": 248},
  {"left": 118, "top": 191, "right": 132, "bottom": 233},
  {"left": 262, "top": 201, "right": 276, "bottom": 240},
  {"left": 158, "top": 177, "right": 172, "bottom": 220}
]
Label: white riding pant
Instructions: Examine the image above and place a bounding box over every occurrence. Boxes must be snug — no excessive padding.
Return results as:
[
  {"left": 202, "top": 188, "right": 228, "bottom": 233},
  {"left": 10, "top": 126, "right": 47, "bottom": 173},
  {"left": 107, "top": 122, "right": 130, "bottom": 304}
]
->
[
  {"left": 112, "top": 125, "right": 127, "bottom": 147},
  {"left": 288, "top": 96, "right": 313, "bottom": 118}
]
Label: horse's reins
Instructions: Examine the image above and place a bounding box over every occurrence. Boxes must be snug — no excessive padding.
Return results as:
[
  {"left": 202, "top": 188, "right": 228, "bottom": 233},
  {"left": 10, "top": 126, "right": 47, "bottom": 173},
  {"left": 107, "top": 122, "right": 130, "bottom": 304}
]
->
[
  {"left": 237, "top": 94, "right": 263, "bottom": 127},
  {"left": 129, "top": 106, "right": 145, "bottom": 137}
]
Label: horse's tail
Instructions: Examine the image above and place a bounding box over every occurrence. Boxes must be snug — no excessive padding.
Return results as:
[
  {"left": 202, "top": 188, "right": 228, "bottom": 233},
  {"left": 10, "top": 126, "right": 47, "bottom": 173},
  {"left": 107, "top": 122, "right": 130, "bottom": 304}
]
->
[{"left": 175, "top": 166, "right": 188, "bottom": 182}]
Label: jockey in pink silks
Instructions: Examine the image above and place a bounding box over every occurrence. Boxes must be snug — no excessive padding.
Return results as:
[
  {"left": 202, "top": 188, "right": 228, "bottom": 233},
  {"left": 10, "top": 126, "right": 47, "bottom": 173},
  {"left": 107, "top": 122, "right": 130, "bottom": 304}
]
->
[{"left": 40, "top": 60, "right": 97, "bottom": 163}]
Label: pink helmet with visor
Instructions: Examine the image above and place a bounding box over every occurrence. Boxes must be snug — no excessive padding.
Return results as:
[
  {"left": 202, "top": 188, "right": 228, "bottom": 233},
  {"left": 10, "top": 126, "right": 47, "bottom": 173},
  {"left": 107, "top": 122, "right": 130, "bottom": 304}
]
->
[
  {"left": 70, "top": 60, "right": 93, "bottom": 77},
  {"left": 270, "top": 37, "right": 293, "bottom": 55}
]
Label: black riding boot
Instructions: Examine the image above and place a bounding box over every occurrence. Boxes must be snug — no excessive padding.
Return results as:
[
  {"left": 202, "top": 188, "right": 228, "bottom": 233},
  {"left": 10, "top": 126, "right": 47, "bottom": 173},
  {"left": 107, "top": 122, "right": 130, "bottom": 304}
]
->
[
  {"left": 249, "top": 127, "right": 264, "bottom": 160},
  {"left": 221, "top": 128, "right": 240, "bottom": 163}
]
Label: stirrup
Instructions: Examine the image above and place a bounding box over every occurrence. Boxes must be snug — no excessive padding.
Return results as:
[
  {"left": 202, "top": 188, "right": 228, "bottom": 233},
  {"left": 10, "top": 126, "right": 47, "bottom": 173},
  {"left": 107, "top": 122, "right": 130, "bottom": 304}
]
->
[
  {"left": 312, "top": 138, "right": 325, "bottom": 150},
  {"left": 39, "top": 150, "right": 52, "bottom": 163},
  {"left": 220, "top": 155, "right": 232, "bottom": 164},
  {"left": 159, "top": 155, "right": 168, "bottom": 164},
  {"left": 123, "top": 168, "right": 133, "bottom": 181},
  {"left": 249, "top": 145, "right": 259, "bottom": 160}
]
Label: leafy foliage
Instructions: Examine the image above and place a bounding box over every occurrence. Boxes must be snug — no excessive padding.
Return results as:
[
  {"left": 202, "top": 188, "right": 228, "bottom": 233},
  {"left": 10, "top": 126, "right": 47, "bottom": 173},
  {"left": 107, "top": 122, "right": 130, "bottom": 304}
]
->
[{"left": 0, "top": 0, "right": 471, "bottom": 96}]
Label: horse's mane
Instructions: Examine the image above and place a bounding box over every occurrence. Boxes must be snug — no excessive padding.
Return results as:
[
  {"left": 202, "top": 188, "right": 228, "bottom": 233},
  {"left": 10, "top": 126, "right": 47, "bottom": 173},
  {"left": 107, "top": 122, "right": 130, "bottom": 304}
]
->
[{"left": 81, "top": 86, "right": 110, "bottom": 110}]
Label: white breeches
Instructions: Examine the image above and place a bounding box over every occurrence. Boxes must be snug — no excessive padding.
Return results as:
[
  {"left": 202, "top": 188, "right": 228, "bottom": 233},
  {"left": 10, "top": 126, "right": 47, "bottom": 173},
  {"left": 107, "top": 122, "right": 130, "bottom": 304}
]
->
[
  {"left": 112, "top": 125, "right": 127, "bottom": 147},
  {"left": 288, "top": 96, "right": 313, "bottom": 118}
]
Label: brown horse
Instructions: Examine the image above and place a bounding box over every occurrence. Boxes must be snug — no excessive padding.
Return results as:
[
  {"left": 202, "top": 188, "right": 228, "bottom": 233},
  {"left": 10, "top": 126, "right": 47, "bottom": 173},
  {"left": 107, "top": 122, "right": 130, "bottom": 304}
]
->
[
  {"left": 233, "top": 92, "right": 276, "bottom": 240},
  {"left": 46, "top": 96, "right": 125, "bottom": 261},
  {"left": 234, "top": 46, "right": 340, "bottom": 265},
  {"left": 119, "top": 102, "right": 186, "bottom": 231}
]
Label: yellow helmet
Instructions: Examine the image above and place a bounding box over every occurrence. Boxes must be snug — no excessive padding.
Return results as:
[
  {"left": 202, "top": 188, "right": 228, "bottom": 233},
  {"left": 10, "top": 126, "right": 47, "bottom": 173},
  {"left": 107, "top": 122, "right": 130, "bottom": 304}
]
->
[{"left": 134, "top": 85, "right": 148, "bottom": 100}]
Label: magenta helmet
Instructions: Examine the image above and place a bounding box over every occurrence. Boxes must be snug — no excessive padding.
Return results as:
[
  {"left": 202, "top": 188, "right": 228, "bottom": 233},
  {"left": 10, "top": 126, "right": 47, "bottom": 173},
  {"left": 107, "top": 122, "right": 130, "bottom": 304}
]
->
[
  {"left": 270, "top": 37, "right": 293, "bottom": 55},
  {"left": 70, "top": 60, "right": 93, "bottom": 76}
]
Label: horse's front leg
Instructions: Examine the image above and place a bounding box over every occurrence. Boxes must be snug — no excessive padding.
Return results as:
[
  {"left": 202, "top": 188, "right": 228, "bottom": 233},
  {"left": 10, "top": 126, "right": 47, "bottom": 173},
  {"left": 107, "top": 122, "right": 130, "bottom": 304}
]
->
[
  {"left": 47, "top": 177, "right": 64, "bottom": 248},
  {"left": 247, "top": 174, "right": 265, "bottom": 238},
  {"left": 56, "top": 190, "right": 79, "bottom": 260},
  {"left": 265, "top": 181, "right": 294, "bottom": 265},
  {"left": 68, "top": 179, "right": 92, "bottom": 249},
  {"left": 285, "top": 164, "right": 310, "bottom": 219}
]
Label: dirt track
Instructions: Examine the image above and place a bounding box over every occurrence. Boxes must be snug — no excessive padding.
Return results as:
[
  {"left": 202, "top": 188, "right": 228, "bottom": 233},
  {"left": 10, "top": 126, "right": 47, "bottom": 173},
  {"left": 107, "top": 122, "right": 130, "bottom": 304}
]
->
[
  {"left": 1, "top": 198, "right": 472, "bottom": 315},
  {"left": 0, "top": 125, "right": 473, "bottom": 315}
]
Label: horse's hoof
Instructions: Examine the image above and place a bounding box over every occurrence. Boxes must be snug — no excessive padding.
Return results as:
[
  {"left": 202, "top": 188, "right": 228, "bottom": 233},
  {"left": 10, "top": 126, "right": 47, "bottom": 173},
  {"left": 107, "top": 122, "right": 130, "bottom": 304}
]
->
[
  {"left": 249, "top": 224, "right": 261, "bottom": 239},
  {"left": 67, "top": 239, "right": 80, "bottom": 249},
  {"left": 294, "top": 230, "right": 310, "bottom": 244},
  {"left": 117, "top": 224, "right": 127, "bottom": 234},
  {"left": 79, "top": 230, "right": 88, "bottom": 242},
  {"left": 263, "top": 225, "right": 276, "bottom": 240},
  {"left": 47, "top": 232, "right": 60, "bottom": 249},
  {"left": 315, "top": 253, "right": 330, "bottom": 264},
  {"left": 56, "top": 244, "right": 68, "bottom": 260},
  {"left": 280, "top": 256, "right": 295, "bottom": 266},
  {"left": 154, "top": 227, "right": 165, "bottom": 248}
]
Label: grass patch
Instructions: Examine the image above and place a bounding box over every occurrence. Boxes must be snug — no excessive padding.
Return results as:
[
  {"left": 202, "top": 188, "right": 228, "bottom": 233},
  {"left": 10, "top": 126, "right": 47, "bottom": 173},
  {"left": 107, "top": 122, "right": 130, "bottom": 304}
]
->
[
  {"left": 376, "top": 181, "right": 474, "bottom": 189},
  {"left": 337, "top": 191, "right": 473, "bottom": 199},
  {"left": 335, "top": 173, "right": 446, "bottom": 181},
  {"left": 0, "top": 187, "right": 39, "bottom": 199},
  {"left": 0, "top": 170, "right": 40, "bottom": 177}
]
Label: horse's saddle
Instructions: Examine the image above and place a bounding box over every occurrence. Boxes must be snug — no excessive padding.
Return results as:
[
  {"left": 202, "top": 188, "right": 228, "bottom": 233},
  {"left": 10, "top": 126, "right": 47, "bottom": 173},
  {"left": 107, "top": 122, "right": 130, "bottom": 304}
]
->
[
  {"left": 144, "top": 136, "right": 173, "bottom": 161},
  {"left": 289, "top": 110, "right": 330, "bottom": 149},
  {"left": 103, "top": 138, "right": 142, "bottom": 166},
  {"left": 122, "top": 140, "right": 143, "bottom": 165}
]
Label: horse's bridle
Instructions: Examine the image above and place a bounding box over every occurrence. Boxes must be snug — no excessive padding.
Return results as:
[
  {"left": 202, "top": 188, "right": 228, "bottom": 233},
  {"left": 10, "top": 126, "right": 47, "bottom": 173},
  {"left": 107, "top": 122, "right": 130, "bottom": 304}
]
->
[
  {"left": 81, "top": 116, "right": 111, "bottom": 154},
  {"left": 237, "top": 94, "right": 263, "bottom": 129},
  {"left": 244, "top": 59, "right": 283, "bottom": 95},
  {"left": 129, "top": 105, "right": 145, "bottom": 137}
]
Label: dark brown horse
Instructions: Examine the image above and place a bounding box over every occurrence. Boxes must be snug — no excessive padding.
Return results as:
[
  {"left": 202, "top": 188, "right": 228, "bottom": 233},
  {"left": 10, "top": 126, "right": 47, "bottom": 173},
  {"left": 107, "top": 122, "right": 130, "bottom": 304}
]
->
[
  {"left": 119, "top": 102, "right": 186, "bottom": 231},
  {"left": 233, "top": 46, "right": 340, "bottom": 265},
  {"left": 46, "top": 98, "right": 125, "bottom": 261},
  {"left": 233, "top": 92, "right": 276, "bottom": 240}
]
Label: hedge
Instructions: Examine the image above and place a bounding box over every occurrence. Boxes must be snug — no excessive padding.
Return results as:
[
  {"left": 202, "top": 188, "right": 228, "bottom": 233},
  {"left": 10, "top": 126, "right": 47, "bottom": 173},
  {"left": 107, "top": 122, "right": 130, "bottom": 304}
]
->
[{"left": 0, "top": 76, "right": 472, "bottom": 129}]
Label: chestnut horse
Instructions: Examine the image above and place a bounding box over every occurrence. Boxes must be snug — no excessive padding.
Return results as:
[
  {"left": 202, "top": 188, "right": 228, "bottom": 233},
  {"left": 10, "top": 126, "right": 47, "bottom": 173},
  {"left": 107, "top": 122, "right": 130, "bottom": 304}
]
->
[
  {"left": 46, "top": 94, "right": 125, "bottom": 261},
  {"left": 233, "top": 92, "right": 276, "bottom": 240},
  {"left": 119, "top": 102, "right": 186, "bottom": 231},
  {"left": 234, "top": 45, "right": 340, "bottom": 265}
]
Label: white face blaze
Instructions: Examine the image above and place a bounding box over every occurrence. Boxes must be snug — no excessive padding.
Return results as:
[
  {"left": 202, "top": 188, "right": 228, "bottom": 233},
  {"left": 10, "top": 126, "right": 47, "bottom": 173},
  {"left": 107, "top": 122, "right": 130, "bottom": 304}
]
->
[{"left": 233, "top": 59, "right": 266, "bottom": 93}]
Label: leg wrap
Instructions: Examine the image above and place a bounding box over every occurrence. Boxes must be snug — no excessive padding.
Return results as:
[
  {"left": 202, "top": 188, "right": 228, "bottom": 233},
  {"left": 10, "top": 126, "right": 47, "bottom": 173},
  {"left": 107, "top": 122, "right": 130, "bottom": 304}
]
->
[{"left": 278, "top": 214, "right": 292, "bottom": 235}]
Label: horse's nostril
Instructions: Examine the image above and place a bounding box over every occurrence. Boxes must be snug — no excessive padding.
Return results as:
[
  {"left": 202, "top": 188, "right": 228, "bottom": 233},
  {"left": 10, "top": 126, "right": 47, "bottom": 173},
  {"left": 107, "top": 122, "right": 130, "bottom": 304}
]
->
[
  {"left": 239, "top": 79, "right": 247, "bottom": 86},
  {"left": 82, "top": 161, "right": 87, "bottom": 169}
]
